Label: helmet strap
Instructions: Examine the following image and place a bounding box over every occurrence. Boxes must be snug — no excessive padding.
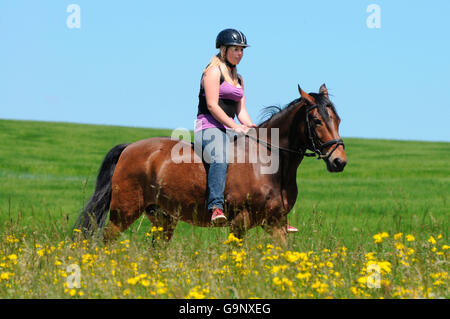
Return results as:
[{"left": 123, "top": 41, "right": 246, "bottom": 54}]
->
[
  {"left": 225, "top": 59, "right": 236, "bottom": 69},
  {"left": 223, "top": 46, "right": 236, "bottom": 69}
]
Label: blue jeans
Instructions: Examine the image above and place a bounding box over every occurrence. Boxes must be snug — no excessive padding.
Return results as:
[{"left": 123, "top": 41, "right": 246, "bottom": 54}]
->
[{"left": 194, "top": 128, "right": 230, "bottom": 211}]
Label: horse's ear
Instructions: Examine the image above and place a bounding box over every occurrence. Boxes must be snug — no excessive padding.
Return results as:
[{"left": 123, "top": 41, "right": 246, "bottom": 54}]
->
[
  {"left": 319, "top": 83, "right": 329, "bottom": 98},
  {"left": 298, "top": 84, "right": 315, "bottom": 104}
]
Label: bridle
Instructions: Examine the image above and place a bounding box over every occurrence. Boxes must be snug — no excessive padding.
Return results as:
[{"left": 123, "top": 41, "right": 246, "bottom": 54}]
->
[
  {"left": 303, "top": 104, "right": 345, "bottom": 160},
  {"left": 247, "top": 103, "right": 344, "bottom": 161}
]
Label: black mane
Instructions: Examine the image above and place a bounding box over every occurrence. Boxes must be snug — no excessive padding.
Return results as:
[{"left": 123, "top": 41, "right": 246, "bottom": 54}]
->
[
  {"left": 258, "top": 98, "right": 302, "bottom": 127},
  {"left": 258, "top": 92, "right": 339, "bottom": 127}
]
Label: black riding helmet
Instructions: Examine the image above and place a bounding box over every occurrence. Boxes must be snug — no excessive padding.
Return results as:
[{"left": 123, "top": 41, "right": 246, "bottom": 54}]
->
[{"left": 216, "top": 28, "right": 249, "bottom": 48}]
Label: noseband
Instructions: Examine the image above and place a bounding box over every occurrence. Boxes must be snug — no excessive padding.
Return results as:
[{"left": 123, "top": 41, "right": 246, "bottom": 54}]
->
[{"left": 304, "top": 104, "right": 345, "bottom": 160}]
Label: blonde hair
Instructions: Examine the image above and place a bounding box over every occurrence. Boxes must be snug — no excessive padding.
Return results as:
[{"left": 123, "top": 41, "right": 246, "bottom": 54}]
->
[{"left": 203, "top": 46, "right": 239, "bottom": 86}]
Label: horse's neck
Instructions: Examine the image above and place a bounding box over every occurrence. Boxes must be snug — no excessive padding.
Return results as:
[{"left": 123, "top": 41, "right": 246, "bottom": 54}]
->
[
  {"left": 254, "top": 104, "right": 304, "bottom": 211},
  {"left": 258, "top": 102, "right": 306, "bottom": 183}
]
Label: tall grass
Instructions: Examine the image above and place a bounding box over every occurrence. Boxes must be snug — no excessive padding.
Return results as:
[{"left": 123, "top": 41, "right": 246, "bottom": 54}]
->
[{"left": 0, "top": 119, "right": 448, "bottom": 298}]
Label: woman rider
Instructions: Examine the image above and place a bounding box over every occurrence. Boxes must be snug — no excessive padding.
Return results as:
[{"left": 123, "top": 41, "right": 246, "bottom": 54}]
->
[{"left": 194, "top": 28, "right": 298, "bottom": 232}]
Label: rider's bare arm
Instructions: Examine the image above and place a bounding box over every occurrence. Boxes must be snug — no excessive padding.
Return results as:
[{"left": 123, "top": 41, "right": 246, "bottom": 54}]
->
[
  {"left": 203, "top": 67, "right": 249, "bottom": 134},
  {"left": 236, "top": 76, "right": 256, "bottom": 128}
]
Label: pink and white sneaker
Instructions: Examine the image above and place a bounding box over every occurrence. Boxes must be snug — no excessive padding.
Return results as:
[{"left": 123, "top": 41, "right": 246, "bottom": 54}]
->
[
  {"left": 287, "top": 224, "right": 298, "bottom": 233},
  {"left": 211, "top": 208, "right": 227, "bottom": 224}
]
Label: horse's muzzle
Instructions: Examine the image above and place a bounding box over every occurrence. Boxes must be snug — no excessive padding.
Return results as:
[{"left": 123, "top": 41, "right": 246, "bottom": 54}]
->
[{"left": 326, "top": 156, "right": 347, "bottom": 172}]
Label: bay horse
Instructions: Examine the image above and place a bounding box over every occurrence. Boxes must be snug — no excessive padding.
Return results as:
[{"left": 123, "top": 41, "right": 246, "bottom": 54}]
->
[{"left": 74, "top": 84, "right": 347, "bottom": 246}]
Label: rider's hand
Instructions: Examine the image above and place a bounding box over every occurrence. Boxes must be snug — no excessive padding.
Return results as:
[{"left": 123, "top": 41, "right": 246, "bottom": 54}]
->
[
  {"left": 245, "top": 123, "right": 258, "bottom": 128},
  {"left": 233, "top": 124, "right": 250, "bottom": 135}
]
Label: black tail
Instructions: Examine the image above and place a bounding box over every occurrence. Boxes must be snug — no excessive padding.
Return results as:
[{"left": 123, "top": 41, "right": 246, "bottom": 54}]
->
[{"left": 73, "top": 143, "right": 129, "bottom": 238}]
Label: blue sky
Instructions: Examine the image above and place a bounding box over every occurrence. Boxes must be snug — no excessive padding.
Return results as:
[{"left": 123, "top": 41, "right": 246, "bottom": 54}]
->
[{"left": 1, "top": 0, "right": 449, "bottom": 142}]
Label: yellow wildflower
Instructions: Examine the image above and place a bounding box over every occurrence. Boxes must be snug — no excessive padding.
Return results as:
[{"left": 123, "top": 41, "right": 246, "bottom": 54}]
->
[
  {"left": 400, "top": 260, "right": 410, "bottom": 267},
  {"left": 230, "top": 250, "right": 246, "bottom": 263},
  {"left": 219, "top": 253, "right": 227, "bottom": 261},
  {"left": 296, "top": 272, "right": 311, "bottom": 281},
  {"left": 282, "top": 251, "right": 307, "bottom": 263},
  {"left": 430, "top": 272, "right": 448, "bottom": 280},
  {"left": 273, "top": 276, "right": 282, "bottom": 286},
  {"left": 394, "top": 233, "right": 403, "bottom": 240},
  {"left": 364, "top": 260, "right": 392, "bottom": 275},
  {"left": 186, "top": 285, "right": 208, "bottom": 299},
  {"left": 377, "top": 261, "right": 392, "bottom": 274},
  {"left": 270, "top": 265, "right": 288, "bottom": 274},
  {"left": 357, "top": 275, "right": 371, "bottom": 287},
  {"left": 311, "top": 280, "right": 329, "bottom": 294},
  {"left": 0, "top": 272, "right": 14, "bottom": 280},
  {"left": 281, "top": 277, "right": 293, "bottom": 288},
  {"left": 365, "top": 252, "right": 377, "bottom": 260},
  {"left": 127, "top": 276, "right": 140, "bottom": 285},
  {"left": 5, "top": 235, "right": 20, "bottom": 243},
  {"left": 406, "top": 234, "right": 415, "bottom": 242},
  {"left": 428, "top": 236, "right": 437, "bottom": 245},
  {"left": 223, "top": 233, "right": 242, "bottom": 245},
  {"left": 373, "top": 232, "right": 389, "bottom": 244},
  {"left": 351, "top": 286, "right": 362, "bottom": 296}
]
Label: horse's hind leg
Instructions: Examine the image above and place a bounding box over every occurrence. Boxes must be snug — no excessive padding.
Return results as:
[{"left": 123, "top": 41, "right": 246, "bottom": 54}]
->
[
  {"left": 145, "top": 205, "right": 178, "bottom": 242},
  {"left": 103, "top": 183, "right": 145, "bottom": 242}
]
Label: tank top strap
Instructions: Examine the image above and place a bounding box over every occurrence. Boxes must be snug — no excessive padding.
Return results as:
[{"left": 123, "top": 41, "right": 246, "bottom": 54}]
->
[
  {"left": 200, "top": 66, "right": 225, "bottom": 89},
  {"left": 219, "top": 68, "right": 225, "bottom": 84}
]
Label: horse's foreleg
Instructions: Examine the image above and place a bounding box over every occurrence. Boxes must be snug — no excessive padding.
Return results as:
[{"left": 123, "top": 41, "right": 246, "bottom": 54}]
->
[
  {"left": 230, "top": 209, "right": 251, "bottom": 240},
  {"left": 261, "top": 216, "right": 288, "bottom": 248}
]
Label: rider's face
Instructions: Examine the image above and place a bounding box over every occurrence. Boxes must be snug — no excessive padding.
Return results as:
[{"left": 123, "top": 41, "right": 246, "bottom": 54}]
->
[{"left": 226, "top": 46, "right": 244, "bottom": 65}]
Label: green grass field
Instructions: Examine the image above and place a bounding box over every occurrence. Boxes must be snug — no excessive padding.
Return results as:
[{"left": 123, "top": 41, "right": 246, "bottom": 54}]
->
[{"left": 0, "top": 118, "right": 448, "bottom": 298}]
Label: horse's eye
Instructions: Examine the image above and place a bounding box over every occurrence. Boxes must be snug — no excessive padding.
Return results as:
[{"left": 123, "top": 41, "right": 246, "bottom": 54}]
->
[{"left": 313, "top": 119, "right": 322, "bottom": 126}]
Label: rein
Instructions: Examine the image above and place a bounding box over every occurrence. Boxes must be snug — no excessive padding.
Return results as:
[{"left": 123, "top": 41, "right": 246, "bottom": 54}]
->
[{"left": 246, "top": 104, "right": 344, "bottom": 160}]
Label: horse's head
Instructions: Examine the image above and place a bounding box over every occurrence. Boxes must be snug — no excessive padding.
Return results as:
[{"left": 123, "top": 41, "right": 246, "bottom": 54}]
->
[{"left": 298, "top": 84, "right": 347, "bottom": 172}]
